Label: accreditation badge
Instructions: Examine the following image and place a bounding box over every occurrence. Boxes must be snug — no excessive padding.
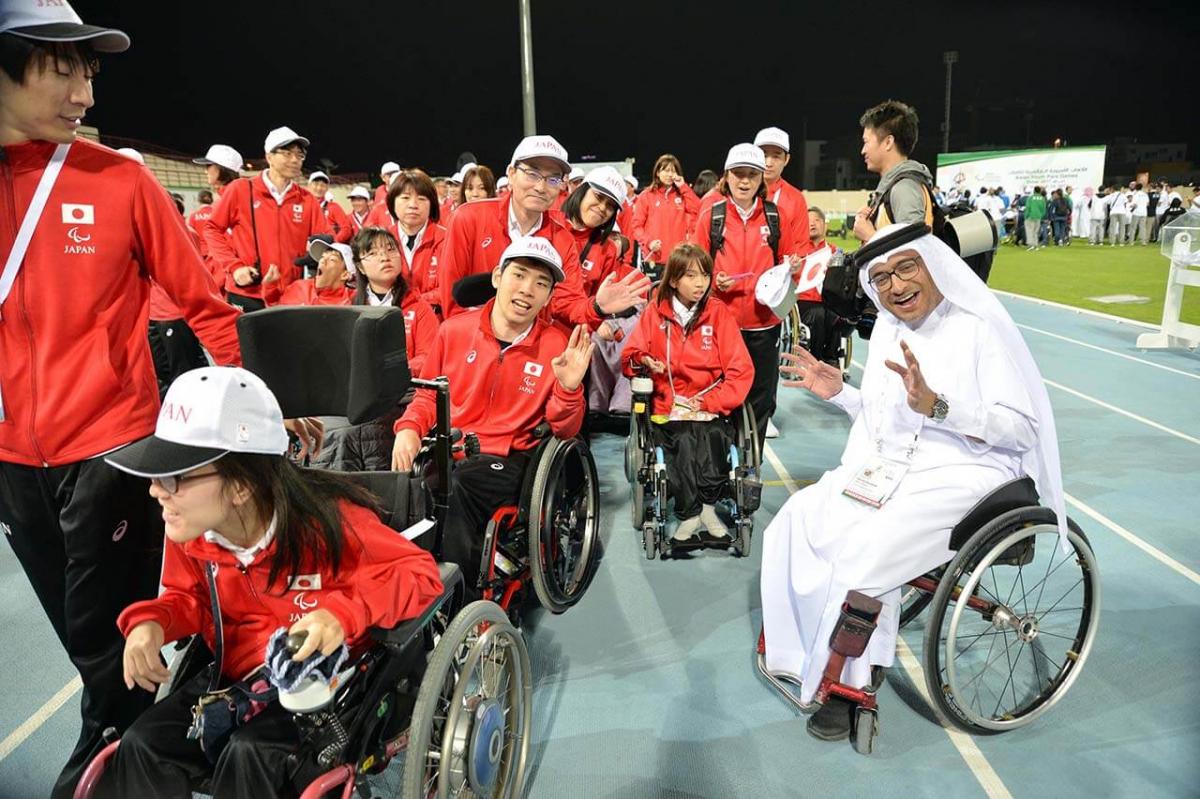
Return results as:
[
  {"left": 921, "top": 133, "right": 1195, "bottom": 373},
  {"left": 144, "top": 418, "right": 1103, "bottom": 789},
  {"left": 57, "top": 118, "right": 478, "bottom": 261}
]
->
[{"left": 842, "top": 456, "right": 909, "bottom": 508}]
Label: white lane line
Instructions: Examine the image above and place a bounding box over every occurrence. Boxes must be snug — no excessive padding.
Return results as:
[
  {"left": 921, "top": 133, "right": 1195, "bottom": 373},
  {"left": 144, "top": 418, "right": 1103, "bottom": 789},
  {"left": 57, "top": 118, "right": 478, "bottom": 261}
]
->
[
  {"left": 850, "top": 359, "right": 1200, "bottom": 447},
  {"left": 763, "top": 443, "right": 1014, "bottom": 799},
  {"left": 1064, "top": 492, "right": 1200, "bottom": 587},
  {"left": 0, "top": 675, "right": 81, "bottom": 762},
  {"left": 1015, "top": 322, "right": 1200, "bottom": 381},
  {"left": 1042, "top": 378, "right": 1200, "bottom": 446},
  {"left": 992, "top": 290, "right": 1159, "bottom": 329},
  {"left": 894, "top": 638, "right": 1015, "bottom": 799}
]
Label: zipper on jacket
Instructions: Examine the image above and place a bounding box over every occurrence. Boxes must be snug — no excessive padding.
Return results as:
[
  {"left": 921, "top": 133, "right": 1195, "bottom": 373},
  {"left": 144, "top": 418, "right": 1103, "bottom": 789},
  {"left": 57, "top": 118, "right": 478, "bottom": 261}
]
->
[{"left": 237, "top": 562, "right": 262, "bottom": 602}]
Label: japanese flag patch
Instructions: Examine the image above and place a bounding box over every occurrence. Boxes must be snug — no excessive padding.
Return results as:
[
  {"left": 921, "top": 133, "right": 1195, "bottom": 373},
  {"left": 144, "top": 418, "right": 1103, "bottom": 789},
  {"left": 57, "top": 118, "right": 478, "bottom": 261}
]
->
[
  {"left": 523, "top": 361, "right": 543, "bottom": 377},
  {"left": 61, "top": 204, "right": 94, "bottom": 224},
  {"left": 289, "top": 574, "right": 322, "bottom": 591}
]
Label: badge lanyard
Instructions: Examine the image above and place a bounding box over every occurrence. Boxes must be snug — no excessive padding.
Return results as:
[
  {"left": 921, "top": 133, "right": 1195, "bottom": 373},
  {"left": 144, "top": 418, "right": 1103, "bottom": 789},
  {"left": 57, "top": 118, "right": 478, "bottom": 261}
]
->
[{"left": 0, "top": 143, "right": 71, "bottom": 321}]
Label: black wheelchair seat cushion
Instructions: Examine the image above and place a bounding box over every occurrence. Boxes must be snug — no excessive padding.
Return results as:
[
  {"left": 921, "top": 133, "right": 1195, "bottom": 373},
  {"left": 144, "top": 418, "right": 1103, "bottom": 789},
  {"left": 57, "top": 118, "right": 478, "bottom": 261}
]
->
[{"left": 947, "top": 476, "right": 1039, "bottom": 551}]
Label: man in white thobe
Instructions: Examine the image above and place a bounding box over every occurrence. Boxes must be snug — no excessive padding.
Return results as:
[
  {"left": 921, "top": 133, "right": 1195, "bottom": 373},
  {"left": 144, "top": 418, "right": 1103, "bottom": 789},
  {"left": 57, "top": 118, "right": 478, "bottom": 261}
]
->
[{"left": 759, "top": 223, "right": 1067, "bottom": 741}]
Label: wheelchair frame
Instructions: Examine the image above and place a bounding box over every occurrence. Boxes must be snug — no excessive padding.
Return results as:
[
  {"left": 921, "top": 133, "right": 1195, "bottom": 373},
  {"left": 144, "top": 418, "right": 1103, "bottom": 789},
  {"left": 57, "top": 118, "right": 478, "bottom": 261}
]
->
[
  {"left": 757, "top": 476, "right": 1101, "bottom": 755},
  {"left": 625, "top": 376, "right": 762, "bottom": 560}
]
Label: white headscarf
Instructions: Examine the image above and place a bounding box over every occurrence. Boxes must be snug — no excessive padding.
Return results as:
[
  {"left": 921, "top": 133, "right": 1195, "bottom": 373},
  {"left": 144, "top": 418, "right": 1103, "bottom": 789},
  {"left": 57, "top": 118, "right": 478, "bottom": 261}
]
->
[{"left": 860, "top": 225, "right": 1068, "bottom": 547}]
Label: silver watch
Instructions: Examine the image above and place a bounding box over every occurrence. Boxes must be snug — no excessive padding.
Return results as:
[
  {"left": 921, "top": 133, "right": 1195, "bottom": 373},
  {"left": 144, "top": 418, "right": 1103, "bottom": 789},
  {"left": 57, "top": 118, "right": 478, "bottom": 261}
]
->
[{"left": 930, "top": 393, "right": 949, "bottom": 422}]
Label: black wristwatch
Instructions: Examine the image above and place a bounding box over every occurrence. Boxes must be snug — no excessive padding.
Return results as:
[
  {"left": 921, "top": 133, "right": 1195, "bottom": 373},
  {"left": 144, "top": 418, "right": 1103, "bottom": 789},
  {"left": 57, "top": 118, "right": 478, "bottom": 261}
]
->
[{"left": 930, "top": 393, "right": 949, "bottom": 422}]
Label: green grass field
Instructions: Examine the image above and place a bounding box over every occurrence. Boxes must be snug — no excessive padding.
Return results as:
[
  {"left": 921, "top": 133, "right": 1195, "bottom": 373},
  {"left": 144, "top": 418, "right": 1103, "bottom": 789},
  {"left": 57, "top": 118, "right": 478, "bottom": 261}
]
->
[{"left": 826, "top": 230, "right": 1200, "bottom": 326}]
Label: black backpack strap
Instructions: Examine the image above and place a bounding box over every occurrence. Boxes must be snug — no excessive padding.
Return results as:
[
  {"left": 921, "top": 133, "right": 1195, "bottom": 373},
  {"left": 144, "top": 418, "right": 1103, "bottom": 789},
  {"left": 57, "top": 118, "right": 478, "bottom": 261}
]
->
[
  {"left": 709, "top": 200, "right": 727, "bottom": 258},
  {"left": 245, "top": 177, "right": 262, "bottom": 269},
  {"left": 762, "top": 199, "right": 781, "bottom": 263}
]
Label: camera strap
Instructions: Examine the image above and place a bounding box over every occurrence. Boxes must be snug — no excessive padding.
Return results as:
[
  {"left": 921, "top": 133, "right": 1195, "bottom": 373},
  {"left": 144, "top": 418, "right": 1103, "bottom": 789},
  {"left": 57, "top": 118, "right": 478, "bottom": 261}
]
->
[
  {"left": 246, "top": 177, "right": 262, "bottom": 269},
  {"left": 0, "top": 143, "right": 71, "bottom": 321}
]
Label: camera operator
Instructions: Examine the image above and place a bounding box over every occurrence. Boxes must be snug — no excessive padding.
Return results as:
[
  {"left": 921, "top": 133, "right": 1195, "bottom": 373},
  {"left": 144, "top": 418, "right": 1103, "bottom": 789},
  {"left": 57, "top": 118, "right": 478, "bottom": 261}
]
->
[{"left": 853, "top": 100, "right": 935, "bottom": 243}]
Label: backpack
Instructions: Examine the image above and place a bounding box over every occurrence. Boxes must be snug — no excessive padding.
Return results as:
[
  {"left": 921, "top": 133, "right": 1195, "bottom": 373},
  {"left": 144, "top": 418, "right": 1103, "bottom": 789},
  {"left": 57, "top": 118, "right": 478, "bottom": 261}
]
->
[
  {"left": 709, "top": 199, "right": 781, "bottom": 264},
  {"left": 879, "top": 169, "right": 995, "bottom": 283}
]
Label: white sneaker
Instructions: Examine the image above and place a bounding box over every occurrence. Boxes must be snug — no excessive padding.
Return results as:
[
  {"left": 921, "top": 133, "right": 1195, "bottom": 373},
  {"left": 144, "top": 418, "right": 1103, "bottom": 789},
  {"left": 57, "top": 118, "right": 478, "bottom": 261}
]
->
[
  {"left": 672, "top": 515, "right": 703, "bottom": 541},
  {"left": 700, "top": 504, "right": 729, "bottom": 538},
  {"left": 765, "top": 419, "right": 780, "bottom": 439}
]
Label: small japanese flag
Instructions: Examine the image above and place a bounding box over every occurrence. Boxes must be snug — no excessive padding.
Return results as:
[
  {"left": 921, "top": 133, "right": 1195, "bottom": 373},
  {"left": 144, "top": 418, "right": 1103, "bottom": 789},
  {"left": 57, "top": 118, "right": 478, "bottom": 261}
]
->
[
  {"left": 523, "top": 361, "right": 543, "bottom": 377},
  {"left": 61, "top": 204, "right": 94, "bottom": 225},
  {"left": 288, "top": 574, "right": 322, "bottom": 591},
  {"left": 795, "top": 247, "right": 833, "bottom": 295}
]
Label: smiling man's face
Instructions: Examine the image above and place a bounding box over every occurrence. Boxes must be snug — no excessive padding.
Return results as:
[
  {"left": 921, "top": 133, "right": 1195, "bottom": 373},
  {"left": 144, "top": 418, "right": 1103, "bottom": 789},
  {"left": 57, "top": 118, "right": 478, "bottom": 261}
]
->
[{"left": 868, "top": 250, "right": 944, "bottom": 324}]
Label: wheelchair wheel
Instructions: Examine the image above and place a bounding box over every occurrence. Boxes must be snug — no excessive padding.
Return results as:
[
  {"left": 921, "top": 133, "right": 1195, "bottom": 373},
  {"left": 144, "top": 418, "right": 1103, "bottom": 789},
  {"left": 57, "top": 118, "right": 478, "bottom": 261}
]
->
[
  {"left": 623, "top": 410, "right": 643, "bottom": 484},
  {"left": 528, "top": 437, "right": 601, "bottom": 614},
  {"left": 850, "top": 706, "right": 878, "bottom": 756},
  {"left": 898, "top": 567, "right": 944, "bottom": 628},
  {"left": 642, "top": 521, "right": 657, "bottom": 560},
  {"left": 403, "top": 600, "right": 532, "bottom": 799},
  {"left": 777, "top": 305, "right": 804, "bottom": 368},
  {"left": 736, "top": 405, "right": 761, "bottom": 474},
  {"left": 733, "top": 520, "right": 753, "bottom": 558},
  {"left": 922, "top": 508, "right": 1100, "bottom": 734}
]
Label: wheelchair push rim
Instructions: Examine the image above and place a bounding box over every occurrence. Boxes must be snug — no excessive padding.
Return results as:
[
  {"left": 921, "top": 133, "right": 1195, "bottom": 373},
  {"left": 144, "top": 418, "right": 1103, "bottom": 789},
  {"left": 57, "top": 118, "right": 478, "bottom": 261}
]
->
[
  {"left": 924, "top": 516, "right": 1100, "bottom": 733},
  {"left": 404, "top": 600, "right": 532, "bottom": 799},
  {"left": 529, "top": 438, "right": 601, "bottom": 614}
]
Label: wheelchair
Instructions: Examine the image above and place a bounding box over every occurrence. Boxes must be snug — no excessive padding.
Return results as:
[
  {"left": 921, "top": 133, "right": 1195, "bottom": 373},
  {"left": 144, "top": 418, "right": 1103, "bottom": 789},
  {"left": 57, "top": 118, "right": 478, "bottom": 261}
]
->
[
  {"left": 757, "top": 476, "right": 1100, "bottom": 755},
  {"left": 777, "top": 303, "right": 856, "bottom": 382},
  {"left": 623, "top": 373, "right": 763, "bottom": 560},
  {"left": 75, "top": 306, "right": 537, "bottom": 799}
]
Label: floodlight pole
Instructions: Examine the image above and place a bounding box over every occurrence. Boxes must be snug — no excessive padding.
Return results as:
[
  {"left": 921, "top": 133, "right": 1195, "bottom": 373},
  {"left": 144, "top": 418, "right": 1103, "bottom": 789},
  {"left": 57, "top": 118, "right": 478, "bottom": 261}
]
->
[
  {"left": 519, "top": 0, "right": 537, "bottom": 135},
  {"left": 942, "top": 51, "right": 958, "bottom": 153}
]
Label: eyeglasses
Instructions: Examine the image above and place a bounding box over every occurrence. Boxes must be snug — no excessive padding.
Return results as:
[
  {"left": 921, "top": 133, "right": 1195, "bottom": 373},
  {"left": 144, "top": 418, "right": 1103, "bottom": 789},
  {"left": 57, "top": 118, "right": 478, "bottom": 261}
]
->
[
  {"left": 868, "top": 257, "right": 922, "bottom": 291},
  {"left": 271, "top": 149, "right": 307, "bottom": 161},
  {"left": 361, "top": 245, "right": 400, "bottom": 260},
  {"left": 514, "top": 164, "right": 566, "bottom": 190},
  {"left": 152, "top": 471, "right": 220, "bottom": 495}
]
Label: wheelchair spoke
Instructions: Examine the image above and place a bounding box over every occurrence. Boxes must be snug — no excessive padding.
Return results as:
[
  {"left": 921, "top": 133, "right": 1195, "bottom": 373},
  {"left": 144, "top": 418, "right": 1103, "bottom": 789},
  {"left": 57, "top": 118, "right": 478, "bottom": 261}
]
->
[
  {"left": 991, "top": 633, "right": 1026, "bottom": 719},
  {"left": 1014, "top": 563, "right": 1031, "bottom": 618},
  {"left": 1032, "top": 577, "right": 1084, "bottom": 620},
  {"left": 1029, "top": 541, "right": 1062, "bottom": 615}
]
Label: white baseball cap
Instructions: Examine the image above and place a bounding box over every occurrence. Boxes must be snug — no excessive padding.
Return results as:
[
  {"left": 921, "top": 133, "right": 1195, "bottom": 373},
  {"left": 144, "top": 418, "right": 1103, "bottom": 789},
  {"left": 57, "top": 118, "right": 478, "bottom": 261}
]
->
[
  {"left": 105, "top": 367, "right": 289, "bottom": 478},
  {"left": 347, "top": 185, "right": 371, "bottom": 200},
  {"left": 568, "top": 167, "right": 585, "bottom": 182},
  {"left": 624, "top": 174, "right": 639, "bottom": 190},
  {"left": 308, "top": 239, "right": 356, "bottom": 277},
  {"left": 509, "top": 135, "right": 570, "bottom": 174},
  {"left": 446, "top": 171, "right": 463, "bottom": 185},
  {"left": 192, "top": 144, "right": 244, "bottom": 174},
  {"left": 755, "top": 262, "right": 799, "bottom": 321},
  {"left": 585, "top": 166, "right": 627, "bottom": 208},
  {"left": 500, "top": 236, "right": 565, "bottom": 282},
  {"left": 0, "top": 0, "right": 129, "bottom": 53},
  {"left": 308, "top": 171, "right": 330, "bottom": 182},
  {"left": 380, "top": 161, "right": 401, "bottom": 176},
  {"left": 754, "top": 126, "right": 791, "bottom": 153},
  {"left": 724, "top": 143, "right": 766, "bottom": 172},
  {"left": 496, "top": 176, "right": 509, "bottom": 190},
  {"left": 116, "top": 147, "right": 144, "bottom": 165},
  {"left": 264, "top": 126, "right": 310, "bottom": 153}
]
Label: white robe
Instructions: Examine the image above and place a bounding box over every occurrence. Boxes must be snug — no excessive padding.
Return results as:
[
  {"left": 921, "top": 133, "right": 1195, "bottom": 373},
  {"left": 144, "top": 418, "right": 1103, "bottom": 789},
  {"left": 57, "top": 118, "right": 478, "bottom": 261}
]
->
[
  {"left": 1070, "top": 192, "right": 1092, "bottom": 238},
  {"left": 760, "top": 300, "right": 1038, "bottom": 702}
]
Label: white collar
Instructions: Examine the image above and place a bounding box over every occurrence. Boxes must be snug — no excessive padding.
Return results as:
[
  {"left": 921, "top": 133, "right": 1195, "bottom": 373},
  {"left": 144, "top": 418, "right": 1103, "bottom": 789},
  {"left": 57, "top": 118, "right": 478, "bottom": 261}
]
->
[
  {"left": 398, "top": 220, "right": 428, "bottom": 255},
  {"left": 366, "top": 287, "right": 395, "bottom": 306},
  {"left": 672, "top": 296, "right": 697, "bottom": 327},
  {"left": 732, "top": 198, "right": 758, "bottom": 223},
  {"left": 261, "top": 171, "right": 292, "bottom": 206},
  {"left": 204, "top": 513, "right": 277, "bottom": 567},
  {"left": 507, "top": 201, "right": 543, "bottom": 239}
]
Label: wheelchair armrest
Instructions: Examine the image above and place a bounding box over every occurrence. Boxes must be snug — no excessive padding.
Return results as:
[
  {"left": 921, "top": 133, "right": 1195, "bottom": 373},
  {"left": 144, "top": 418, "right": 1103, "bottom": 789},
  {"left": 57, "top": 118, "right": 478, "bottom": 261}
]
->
[{"left": 368, "top": 562, "right": 463, "bottom": 650}]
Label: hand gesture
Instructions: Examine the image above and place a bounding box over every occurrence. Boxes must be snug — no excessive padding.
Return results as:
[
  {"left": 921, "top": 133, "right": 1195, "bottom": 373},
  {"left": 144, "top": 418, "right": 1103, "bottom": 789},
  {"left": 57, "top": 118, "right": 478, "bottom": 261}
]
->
[
  {"left": 671, "top": 175, "right": 686, "bottom": 190},
  {"left": 641, "top": 355, "right": 666, "bottom": 374},
  {"left": 780, "top": 345, "right": 843, "bottom": 400},
  {"left": 391, "top": 429, "right": 422, "bottom": 472},
  {"left": 788, "top": 254, "right": 804, "bottom": 276},
  {"left": 714, "top": 271, "right": 735, "bottom": 292},
  {"left": 261, "top": 263, "right": 281, "bottom": 284},
  {"left": 233, "top": 265, "right": 260, "bottom": 287},
  {"left": 884, "top": 340, "right": 937, "bottom": 416},
  {"left": 288, "top": 609, "right": 346, "bottom": 661},
  {"left": 284, "top": 417, "right": 325, "bottom": 460},
  {"left": 552, "top": 324, "right": 595, "bottom": 391},
  {"left": 123, "top": 621, "right": 168, "bottom": 692},
  {"left": 594, "top": 321, "right": 616, "bottom": 342},
  {"left": 648, "top": 239, "right": 662, "bottom": 255},
  {"left": 596, "top": 270, "right": 652, "bottom": 315}
]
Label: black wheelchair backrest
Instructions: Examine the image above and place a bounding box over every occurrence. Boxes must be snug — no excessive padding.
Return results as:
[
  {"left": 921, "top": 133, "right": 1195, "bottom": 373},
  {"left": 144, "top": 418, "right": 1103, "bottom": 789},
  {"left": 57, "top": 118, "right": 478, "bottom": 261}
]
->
[
  {"left": 330, "top": 469, "right": 433, "bottom": 553},
  {"left": 948, "top": 475, "right": 1040, "bottom": 551},
  {"left": 237, "top": 305, "right": 410, "bottom": 424}
]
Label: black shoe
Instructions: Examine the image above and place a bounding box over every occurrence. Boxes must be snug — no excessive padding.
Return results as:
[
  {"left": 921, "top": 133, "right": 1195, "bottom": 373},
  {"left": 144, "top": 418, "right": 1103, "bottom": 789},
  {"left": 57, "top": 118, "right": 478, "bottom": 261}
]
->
[{"left": 806, "top": 696, "right": 853, "bottom": 741}]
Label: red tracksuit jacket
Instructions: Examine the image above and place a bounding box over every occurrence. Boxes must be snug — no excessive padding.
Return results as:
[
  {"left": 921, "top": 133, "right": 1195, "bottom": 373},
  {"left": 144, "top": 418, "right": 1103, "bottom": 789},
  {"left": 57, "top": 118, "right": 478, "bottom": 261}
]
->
[
  {"left": 564, "top": 224, "right": 628, "bottom": 297},
  {"left": 187, "top": 203, "right": 213, "bottom": 258},
  {"left": 623, "top": 296, "right": 753, "bottom": 417},
  {"left": 363, "top": 218, "right": 448, "bottom": 312},
  {"left": 690, "top": 197, "right": 802, "bottom": 330},
  {"left": 391, "top": 290, "right": 439, "bottom": 378},
  {"left": 348, "top": 209, "right": 370, "bottom": 235},
  {"left": 321, "top": 198, "right": 353, "bottom": 244},
  {"left": 435, "top": 195, "right": 605, "bottom": 331},
  {"left": 0, "top": 138, "right": 242, "bottom": 467},
  {"left": 615, "top": 201, "right": 635, "bottom": 265},
  {"left": 394, "top": 299, "right": 585, "bottom": 456},
  {"left": 117, "top": 500, "right": 443, "bottom": 681},
  {"left": 797, "top": 239, "right": 838, "bottom": 303},
  {"left": 269, "top": 279, "right": 354, "bottom": 307},
  {"left": 631, "top": 183, "right": 700, "bottom": 261},
  {"left": 203, "top": 175, "right": 331, "bottom": 303},
  {"left": 767, "top": 178, "right": 812, "bottom": 260}
]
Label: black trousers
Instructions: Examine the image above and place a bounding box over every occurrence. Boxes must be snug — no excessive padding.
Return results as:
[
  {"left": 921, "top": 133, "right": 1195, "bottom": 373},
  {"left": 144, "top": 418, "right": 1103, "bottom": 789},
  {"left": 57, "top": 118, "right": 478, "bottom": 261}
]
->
[
  {"left": 148, "top": 319, "right": 209, "bottom": 398},
  {"left": 741, "top": 325, "right": 781, "bottom": 440},
  {"left": 441, "top": 452, "right": 532, "bottom": 589},
  {"left": 226, "top": 292, "right": 265, "bottom": 313},
  {"left": 97, "top": 672, "right": 303, "bottom": 799},
  {"left": 0, "top": 459, "right": 164, "bottom": 799},
  {"left": 651, "top": 419, "right": 734, "bottom": 519},
  {"left": 796, "top": 301, "right": 845, "bottom": 364}
]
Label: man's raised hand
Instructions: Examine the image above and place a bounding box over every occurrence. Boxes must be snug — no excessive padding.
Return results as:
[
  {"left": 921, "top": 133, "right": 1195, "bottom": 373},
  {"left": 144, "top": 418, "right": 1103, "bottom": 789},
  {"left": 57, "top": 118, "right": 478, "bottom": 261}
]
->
[
  {"left": 884, "top": 339, "right": 937, "bottom": 416},
  {"left": 596, "top": 271, "right": 652, "bottom": 315},
  {"left": 552, "top": 324, "right": 595, "bottom": 392},
  {"left": 780, "top": 345, "right": 843, "bottom": 400}
]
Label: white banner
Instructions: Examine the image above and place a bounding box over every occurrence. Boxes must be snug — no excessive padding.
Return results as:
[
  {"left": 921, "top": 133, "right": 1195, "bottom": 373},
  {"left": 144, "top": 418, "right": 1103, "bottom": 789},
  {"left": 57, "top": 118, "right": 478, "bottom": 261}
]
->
[{"left": 936, "top": 146, "right": 1106, "bottom": 198}]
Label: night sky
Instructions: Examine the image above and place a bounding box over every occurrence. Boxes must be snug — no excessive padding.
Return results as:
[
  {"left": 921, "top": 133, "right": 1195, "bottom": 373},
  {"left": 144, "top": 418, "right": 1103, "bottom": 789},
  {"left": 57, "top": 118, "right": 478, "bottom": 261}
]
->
[{"left": 73, "top": 0, "right": 1200, "bottom": 183}]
